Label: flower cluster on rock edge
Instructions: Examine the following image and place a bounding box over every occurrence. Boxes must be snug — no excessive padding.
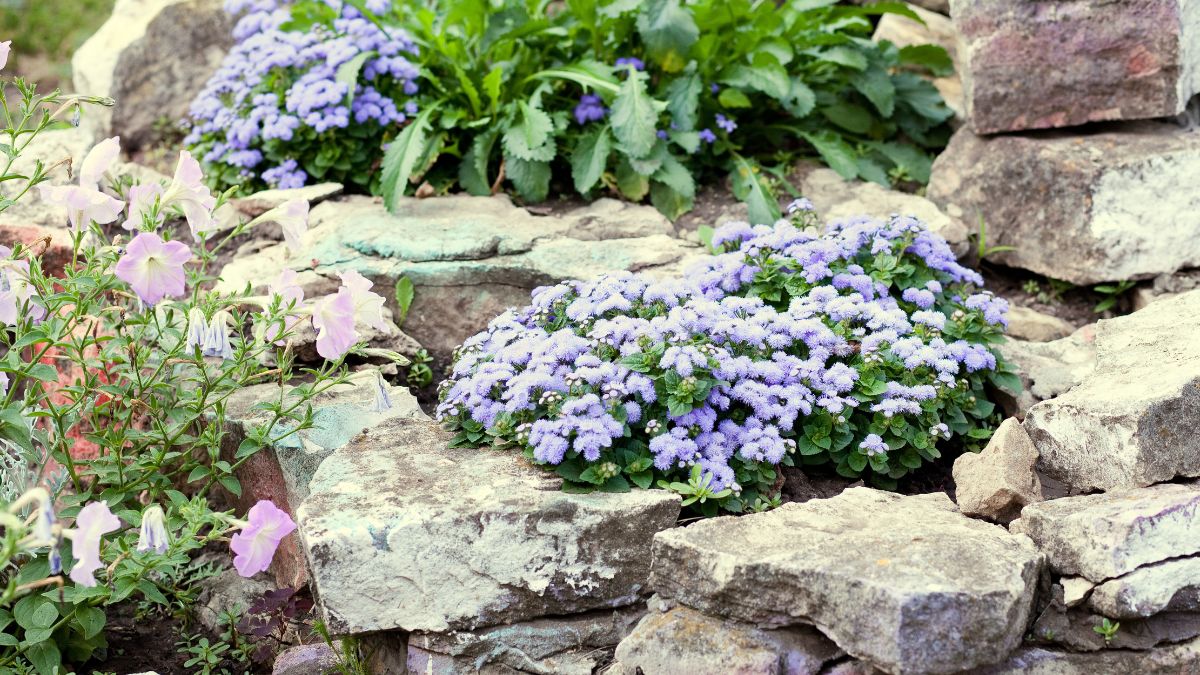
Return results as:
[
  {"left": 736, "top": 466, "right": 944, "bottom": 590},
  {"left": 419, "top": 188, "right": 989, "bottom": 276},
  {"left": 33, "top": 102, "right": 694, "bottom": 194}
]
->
[{"left": 438, "top": 212, "right": 1012, "bottom": 512}]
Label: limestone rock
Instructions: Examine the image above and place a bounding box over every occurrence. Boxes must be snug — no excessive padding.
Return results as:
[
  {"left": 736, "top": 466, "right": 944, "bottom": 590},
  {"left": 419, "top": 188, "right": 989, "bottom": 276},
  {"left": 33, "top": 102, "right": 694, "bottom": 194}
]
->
[
  {"left": 1005, "top": 307, "right": 1075, "bottom": 343},
  {"left": 798, "top": 168, "right": 969, "bottom": 255},
  {"left": 928, "top": 123, "right": 1200, "bottom": 285},
  {"left": 272, "top": 643, "right": 340, "bottom": 675},
  {"left": 1060, "top": 577, "right": 1095, "bottom": 609},
  {"left": 872, "top": 4, "right": 963, "bottom": 119},
  {"left": 233, "top": 183, "right": 345, "bottom": 218},
  {"left": 1016, "top": 483, "right": 1200, "bottom": 581},
  {"left": 612, "top": 602, "right": 843, "bottom": 675},
  {"left": 1029, "top": 604, "right": 1200, "bottom": 653},
  {"left": 407, "top": 606, "right": 644, "bottom": 675},
  {"left": 216, "top": 195, "right": 702, "bottom": 362},
  {"left": 1088, "top": 556, "right": 1200, "bottom": 618},
  {"left": 297, "top": 418, "right": 681, "bottom": 634},
  {"left": 997, "top": 326, "right": 1097, "bottom": 417},
  {"left": 978, "top": 636, "right": 1200, "bottom": 674},
  {"left": 195, "top": 562, "right": 273, "bottom": 635},
  {"left": 1023, "top": 290, "right": 1200, "bottom": 491},
  {"left": 1132, "top": 269, "right": 1200, "bottom": 310},
  {"left": 952, "top": 0, "right": 1200, "bottom": 134},
  {"left": 953, "top": 418, "right": 1043, "bottom": 522},
  {"left": 650, "top": 488, "right": 1043, "bottom": 674},
  {"left": 72, "top": 0, "right": 233, "bottom": 149}
]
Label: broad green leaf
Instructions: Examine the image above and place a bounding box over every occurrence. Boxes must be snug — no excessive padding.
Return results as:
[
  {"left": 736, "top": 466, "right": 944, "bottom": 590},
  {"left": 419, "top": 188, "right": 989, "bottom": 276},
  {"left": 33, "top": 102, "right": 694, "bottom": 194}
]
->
[
  {"left": 801, "top": 131, "right": 859, "bottom": 179},
  {"left": 571, "top": 127, "right": 612, "bottom": 193},
  {"left": 729, "top": 154, "right": 780, "bottom": 225},
  {"left": 636, "top": 0, "right": 698, "bottom": 72},
  {"left": 898, "top": 44, "right": 954, "bottom": 77},
  {"left": 784, "top": 78, "right": 816, "bottom": 118},
  {"left": 610, "top": 70, "right": 663, "bottom": 158},
  {"left": 26, "top": 363, "right": 59, "bottom": 382},
  {"left": 335, "top": 51, "right": 375, "bottom": 107},
  {"left": 527, "top": 62, "right": 620, "bottom": 94},
  {"left": 381, "top": 106, "right": 437, "bottom": 211},
  {"left": 717, "top": 88, "right": 751, "bottom": 109},
  {"left": 852, "top": 63, "right": 897, "bottom": 117},
  {"left": 25, "top": 640, "right": 60, "bottom": 675},
  {"left": 721, "top": 63, "right": 790, "bottom": 100},
  {"left": 394, "top": 276, "right": 415, "bottom": 326},
  {"left": 459, "top": 131, "right": 498, "bottom": 195},
  {"left": 872, "top": 141, "right": 933, "bottom": 183},
  {"left": 817, "top": 45, "right": 867, "bottom": 71},
  {"left": 650, "top": 181, "right": 693, "bottom": 220},
  {"left": 504, "top": 153, "right": 551, "bottom": 202},
  {"left": 616, "top": 157, "right": 650, "bottom": 200},
  {"left": 855, "top": 157, "right": 890, "bottom": 186},
  {"left": 629, "top": 470, "right": 653, "bottom": 489},
  {"left": 664, "top": 71, "right": 702, "bottom": 130},
  {"left": 893, "top": 72, "right": 953, "bottom": 122},
  {"left": 820, "top": 103, "right": 874, "bottom": 134},
  {"left": 651, "top": 152, "right": 695, "bottom": 199},
  {"left": 599, "top": 0, "right": 641, "bottom": 17},
  {"left": 503, "top": 99, "right": 555, "bottom": 161},
  {"left": 483, "top": 66, "right": 504, "bottom": 112}
]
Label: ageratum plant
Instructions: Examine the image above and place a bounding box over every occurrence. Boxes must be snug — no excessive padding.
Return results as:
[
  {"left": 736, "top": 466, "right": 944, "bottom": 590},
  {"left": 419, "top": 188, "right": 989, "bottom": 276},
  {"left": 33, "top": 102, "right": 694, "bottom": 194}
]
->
[
  {"left": 438, "top": 206, "right": 1018, "bottom": 515},
  {"left": 192, "top": 0, "right": 954, "bottom": 223}
]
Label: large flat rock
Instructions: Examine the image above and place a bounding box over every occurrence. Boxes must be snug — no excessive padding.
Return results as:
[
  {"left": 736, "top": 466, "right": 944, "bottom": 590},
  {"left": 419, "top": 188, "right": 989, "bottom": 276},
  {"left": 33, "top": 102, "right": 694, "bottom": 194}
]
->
[
  {"left": 1022, "top": 290, "right": 1200, "bottom": 491},
  {"left": 1088, "top": 555, "right": 1200, "bottom": 618},
  {"left": 928, "top": 123, "right": 1200, "bottom": 285},
  {"left": 1014, "top": 483, "right": 1200, "bottom": 581},
  {"left": 297, "top": 418, "right": 681, "bottom": 634},
  {"left": 952, "top": 0, "right": 1200, "bottom": 134},
  {"left": 977, "top": 635, "right": 1200, "bottom": 674},
  {"left": 650, "top": 488, "right": 1043, "bottom": 675}
]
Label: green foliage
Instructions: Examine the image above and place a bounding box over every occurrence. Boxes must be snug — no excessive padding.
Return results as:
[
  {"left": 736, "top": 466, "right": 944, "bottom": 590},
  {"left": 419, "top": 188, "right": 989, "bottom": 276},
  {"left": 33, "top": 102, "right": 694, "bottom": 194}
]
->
[
  {"left": 289, "top": 0, "right": 954, "bottom": 222},
  {"left": 1093, "top": 618, "right": 1120, "bottom": 645},
  {"left": 1092, "top": 279, "right": 1136, "bottom": 314}
]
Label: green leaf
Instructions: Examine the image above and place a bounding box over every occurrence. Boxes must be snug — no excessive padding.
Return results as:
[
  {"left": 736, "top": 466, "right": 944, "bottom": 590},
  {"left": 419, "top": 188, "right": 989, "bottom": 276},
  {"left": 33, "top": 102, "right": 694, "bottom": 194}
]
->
[
  {"left": 394, "top": 276, "right": 415, "bottom": 326},
  {"left": 721, "top": 63, "right": 790, "bottom": 100},
  {"left": 629, "top": 470, "right": 653, "bottom": 489},
  {"left": 27, "top": 601, "right": 57, "bottom": 630},
  {"left": 651, "top": 152, "right": 695, "bottom": 199},
  {"left": 784, "top": 78, "right": 816, "bottom": 118},
  {"left": 571, "top": 127, "right": 612, "bottom": 193},
  {"left": 718, "top": 88, "right": 752, "bottom": 109},
  {"left": 650, "top": 181, "right": 693, "bottom": 220},
  {"left": 25, "top": 639, "right": 60, "bottom": 675},
  {"left": 0, "top": 633, "right": 17, "bottom": 646},
  {"left": 578, "top": 466, "right": 606, "bottom": 485},
  {"left": 847, "top": 452, "right": 868, "bottom": 473},
  {"left": 459, "top": 131, "right": 498, "bottom": 196},
  {"left": 335, "top": 51, "right": 375, "bottom": 107},
  {"left": 75, "top": 606, "right": 105, "bottom": 639},
  {"left": 502, "top": 99, "right": 555, "bottom": 161},
  {"left": 636, "top": 0, "right": 698, "bottom": 71},
  {"left": 893, "top": 72, "right": 953, "bottom": 122},
  {"left": 820, "top": 103, "right": 874, "bottom": 135},
  {"left": 801, "top": 131, "right": 859, "bottom": 179},
  {"left": 856, "top": 157, "right": 890, "bottom": 186},
  {"left": 381, "top": 106, "right": 437, "bottom": 211},
  {"left": 0, "top": 407, "right": 32, "bottom": 451},
  {"left": 872, "top": 141, "right": 933, "bottom": 183},
  {"left": 610, "top": 70, "right": 662, "bottom": 158},
  {"left": 852, "top": 63, "right": 897, "bottom": 117},
  {"left": 504, "top": 154, "right": 551, "bottom": 202},
  {"left": 483, "top": 66, "right": 504, "bottom": 112},
  {"left": 899, "top": 44, "right": 954, "bottom": 77},
  {"left": 729, "top": 154, "right": 780, "bottom": 225},
  {"left": 818, "top": 46, "right": 867, "bottom": 71},
  {"left": 665, "top": 71, "right": 702, "bottom": 130},
  {"left": 23, "top": 627, "right": 53, "bottom": 644},
  {"left": 615, "top": 157, "right": 650, "bottom": 200},
  {"left": 561, "top": 480, "right": 596, "bottom": 494},
  {"left": 26, "top": 363, "right": 59, "bottom": 382}
]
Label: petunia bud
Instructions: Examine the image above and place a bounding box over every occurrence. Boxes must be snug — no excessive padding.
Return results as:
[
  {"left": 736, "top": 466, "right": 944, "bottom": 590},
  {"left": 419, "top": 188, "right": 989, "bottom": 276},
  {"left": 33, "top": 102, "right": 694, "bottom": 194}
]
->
[{"left": 136, "top": 504, "right": 169, "bottom": 554}]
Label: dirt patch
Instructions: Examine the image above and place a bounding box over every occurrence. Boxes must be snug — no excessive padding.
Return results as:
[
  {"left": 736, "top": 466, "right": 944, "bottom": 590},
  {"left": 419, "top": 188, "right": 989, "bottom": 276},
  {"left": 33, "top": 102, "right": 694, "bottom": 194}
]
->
[{"left": 982, "top": 263, "right": 1124, "bottom": 328}]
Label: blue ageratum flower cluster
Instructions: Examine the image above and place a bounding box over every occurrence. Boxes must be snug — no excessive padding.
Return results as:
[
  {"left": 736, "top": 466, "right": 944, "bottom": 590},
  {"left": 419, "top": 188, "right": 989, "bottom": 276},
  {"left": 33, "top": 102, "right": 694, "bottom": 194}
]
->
[
  {"left": 185, "top": 0, "right": 419, "bottom": 191},
  {"left": 438, "top": 212, "right": 1014, "bottom": 514}
]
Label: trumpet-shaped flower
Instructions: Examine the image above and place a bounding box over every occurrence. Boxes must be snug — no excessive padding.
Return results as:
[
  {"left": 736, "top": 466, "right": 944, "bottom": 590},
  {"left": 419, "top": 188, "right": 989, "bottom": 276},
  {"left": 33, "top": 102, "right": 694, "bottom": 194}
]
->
[
  {"left": 184, "top": 307, "right": 207, "bottom": 352},
  {"left": 0, "top": 41, "right": 10, "bottom": 71},
  {"left": 126, "top": 182, "right": 166, "bottom": 230},
  {"left": 0, "top": 257, "right": 38, "bottom": 326},
  {"left": 252, "top": 198, "right": 309, "bottom": 253},
  {"left": 203, "top": 310, "right": 234, "bottom": 359},
  {"left": 69, "top": 501, "right": 121, "bottom": 587},
  {"left": 114, "top": 232, "right": 193, "bottom": 305},
  {"left": 137, "top": 505, "right": 169, "bottom": 554},
  {"left": 264, "top": 269, "right": 305, "bottom": 344},
  {"left": 338, "top": 270, "right": 388, "bottom": 331},
  {"left": 230, "top": 500, "right": 296, "bottom": 577},
  {"left": 79, "top": 136, "right": 121, "bottom": 190},
  {"left": 161, "top": 150, "right": 218, "bottom": 240},
  {"left": 372, "top": 370, "right": 392, "bottom": 412},
  {"left": 312, "top": 288, "right": 357, "bottom": 360},
  {"left": 38, "top": 184, "right": 125, "bottom": 231}
]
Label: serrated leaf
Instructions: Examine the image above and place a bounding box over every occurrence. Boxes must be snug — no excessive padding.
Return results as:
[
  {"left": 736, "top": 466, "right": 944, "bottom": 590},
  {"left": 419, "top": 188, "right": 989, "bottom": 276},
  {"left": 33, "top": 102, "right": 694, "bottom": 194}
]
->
[
  {"left": 721, "top": 63, "right": 790, "bottom": 100},
  {"left": 335, "top": 51, "right": 374, "bottom": 107},
  {"left": 629, "top": 470, "right": 653, "bottom": 489},
  {"left": 820, "top": 102, "right": 874, "bottom": 135},
  {"left": 502, "top": 100, "right": 555, "bottom": 161},
  {"left": 636, "top": 0, "right": 698, "bottom": 71},
  {"left": 893, "top": 72, "right": 953, "bottom": 123},
  {"left": 381, "top": 106, "right": 436, "bottom": 211},
  {"left": 610, "top": 70, "right": 662, "bottom": 158},
  {"left": 483, "top": 66, "right": 504, "bottom": 112},
  {"left": 856, "top": 156, "right": 889, "bottom": 186},
  {"left": 872, "top": 141, "right": 934, "bottom": 183},
  {"left": 818, "top": 45, "right": 868, "bottom": 71},
  {"left": 615, "top": 157, "right": 650, "bottom": 200},
  {"left": 650, "top": 181, "right": 693, "bottom": 220},
  {"left": 665, "top": 71, "right": 702, "bottom": 130},
  {"left": 571, "top": 127, "right": 612, "bottom": 193},
  {"left": 651, "top": 152, "right": 695, "bottom": 199},
  {"left": 801, "top": 131, "right": 859, "bottom": 179},
  {"left": 504, "top": 153, "right": 551, "bottom": 202},
  {"left": 852, "top": 63, "right": 896, "bottom": 117},
  {"left": 785, "top": 78, "right": 816, "bottom": 118}
]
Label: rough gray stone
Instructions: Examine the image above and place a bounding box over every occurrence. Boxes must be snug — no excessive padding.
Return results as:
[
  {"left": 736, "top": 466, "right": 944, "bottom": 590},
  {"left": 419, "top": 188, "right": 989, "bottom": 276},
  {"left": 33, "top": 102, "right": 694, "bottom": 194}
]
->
[
  {"left": 233, "top": 183, "right": 345, "bottom": 218},
  {"left": 612, "top": 601, "right": 843, "bottom": 675},
  {"left": 1023, "top": 290, "right": 1200, "bottom": 491},
  {"left": 798, "top": 168, "right": 968, "bottom": 255},
  {"left": 952, "top": 0, "right": 1200, "bottom": 134},
  {"left": 650, "top": 488, "right": 1043, "bottom": 675},
  {"left": 297, "top": 417, "right": 681, "bottom": 634},
  {"left": 1015, "top": 483, "right": 1200, "bottom": 581},
  {"left": 953, "top": 418, "right": 1043, "bottom": 523},
  {"left": 272, "top": 643, "right": 340, "bottom": 675},
  {"left": 216, "top": 195, "right": 702, "bottom": 362},
  {"left": 997, "top": 326, "right": 1097, "bottom": 417},
  {"left": 1059, "top": 577, "right": 1094, "bottom": 609},
  {"left": 72, "top": 0, "right": 233, "bottom": 149},
  {"left": 1088, "top": 555, "right": 1200, "bottom": 618},
  {"left": 1029, "top": 603, "right": 1200, "bottom": 653},
  {"left": 195, "top": 562, "right": 273, "bottom": 635},
  {"left": 928, "top": 123, "right": 1200, "bottom": 285},
  {"left": 976, "top": 636, "right": 1200, "bottom": 674},
  {"left": 407, "top": 606, "right": 644, "bottom": 675},
  {"left": 1132, "top": 268, "right": 1200, "bottom": 310},
  {"left": 1005, "top": 307, "right": 1076, "bottom": 343}
]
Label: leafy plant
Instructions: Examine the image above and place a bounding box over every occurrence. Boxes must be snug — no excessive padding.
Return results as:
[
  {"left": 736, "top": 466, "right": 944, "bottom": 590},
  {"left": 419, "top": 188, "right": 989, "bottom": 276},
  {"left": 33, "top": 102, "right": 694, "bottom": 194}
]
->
[
  {"left": 973, "top": 213, "right": 1016, "bottom": 264},
  {"left": 1092, "top": 279, "right": 1135, "bottom": 314},
  {"left": 199, "top": 0, "right": 955, "bottom": 222},
  {"left": 1093, "top": 617, "right": 1120, "bottom": 645},
  {"left": 236, "top": 587, "right": 314, "bottom": 663}
]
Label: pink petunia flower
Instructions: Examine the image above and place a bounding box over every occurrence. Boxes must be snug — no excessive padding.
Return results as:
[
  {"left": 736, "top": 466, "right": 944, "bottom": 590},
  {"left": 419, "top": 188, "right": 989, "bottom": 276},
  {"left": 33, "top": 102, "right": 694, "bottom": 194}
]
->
[
  {"left": 0, "top": 41, "right": 10, "bottom": 71},
  {"left": 265, "top": 269, "right": 305, "bottom": 344},
  {"left": 125, "top": 182, "right": 165, "bottom": 230},
  {"left": 338, "top": 270, "right": 389, "bottom": 331},
  {"left": 79, "top": 136, "right": 120, "bottom": 190},
  {"left": 160, "top": 150, "right": 218, "bottom": 240},
  {"left": 229, "top": 500, "right": 296, "bottom": 577},
  {"left": 311, "top": 288, "right": 357, "bottom": 360},
  {"left": 114, "top": 232, "right": 193, "bottom": 305},
  {"left": 38, "top": 137, "right": 125, "bottom": 231},
  {"left": 252, "top": 198, "right": 309, "bottom": 253},
  {"left": 69, "top": 501, "right": 121, "bottom": 587}
]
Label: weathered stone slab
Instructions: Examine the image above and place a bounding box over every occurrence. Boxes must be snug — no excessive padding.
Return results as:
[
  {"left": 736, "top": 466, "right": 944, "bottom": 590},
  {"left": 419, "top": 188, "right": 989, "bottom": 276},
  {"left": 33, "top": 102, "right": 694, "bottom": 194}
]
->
[
  {"left": 73, "top": 0, "right": 233, "bottom": 149},
  {"left": 650, "top": 488, "right": 1042, "bottom": 674},
  {"left": 978, "top": 635, "right": 1200, "bottom": 674},
  {"left": 1014, "top": 483, "right": 1200, "bottom": 581},
  {"left": 928, "top": 123, "right": 1200, "bottom": 285},
  {"left": 407, "top": 606, "right": 644, "bottom": 675},
  {"left": 1022, "top": 290, "right": 1200, "bottom": 491},
  {"left": 1029, "top": 605, "right": 1200, "bottom": 652},
  {"left": 953, "top": 418, "right": 1043, "bottom": 523},
  {"left": 612, "top": 600, "right": 843, "bottom": 675},
  {"left": 1005, "top": 307, "right": 1075, "bottom": 343},
  {"left": 233, "top": 183, "right": 344, "bottom": 219},
  {"left": 952, "top": 0, "right": 1200, "bottom": 134},
  {"left": 298, "top": 418, "right": 681, "bottom": 634},
  {"left": 996, "top": 326, "right": 1097, "bottom": 417},
  {"left": 1088, "top": 555, "right": 1200, "bottom": 618}
]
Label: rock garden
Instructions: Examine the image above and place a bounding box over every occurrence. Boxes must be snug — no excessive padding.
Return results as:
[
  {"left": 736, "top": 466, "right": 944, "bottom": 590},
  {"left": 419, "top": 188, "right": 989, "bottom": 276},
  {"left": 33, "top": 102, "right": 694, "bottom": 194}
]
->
[{"left": 0, "top": 0, "right": 1197, "bottom": 673}]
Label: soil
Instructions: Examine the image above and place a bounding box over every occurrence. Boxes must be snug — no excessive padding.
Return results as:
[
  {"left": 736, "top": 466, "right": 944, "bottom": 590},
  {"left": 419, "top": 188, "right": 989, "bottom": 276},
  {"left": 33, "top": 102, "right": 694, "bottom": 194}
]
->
[
  {"left": 87, "top": 604, "right": 195, "bottom": 675},
  {"left": 981, "top": 262, "right": 1128, "bottom": 327}
]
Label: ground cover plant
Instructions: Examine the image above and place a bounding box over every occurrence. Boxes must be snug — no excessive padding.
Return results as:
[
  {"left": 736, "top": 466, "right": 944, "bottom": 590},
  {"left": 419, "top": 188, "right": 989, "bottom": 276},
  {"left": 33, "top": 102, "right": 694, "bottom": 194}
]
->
[
  {"left": 0, "top": 54, "right": 401, "bottom": 671},
  {"left": 438, "top": 204, "right": 1018, "bottom": 514},
  {"left": 190, "top": 0, "right": 955, "bottom": 223}
]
